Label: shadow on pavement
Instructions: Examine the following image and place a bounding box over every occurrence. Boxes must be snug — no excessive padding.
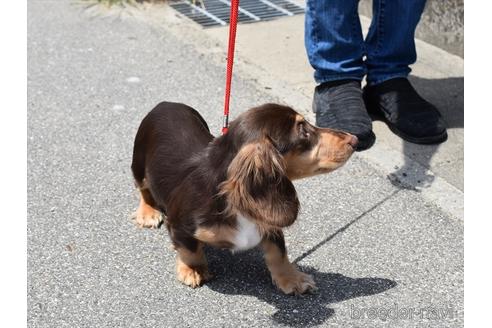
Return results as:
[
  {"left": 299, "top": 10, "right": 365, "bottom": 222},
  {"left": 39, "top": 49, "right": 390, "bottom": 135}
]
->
[
  {"left": 204, "top": 247, "right": 396, "bottom": 326},
  {"left": 378, "top": 76, "right": 464, "bottom": 191},
  {"left": 410, "top": 76, "right": 463, "bottom": 129}
]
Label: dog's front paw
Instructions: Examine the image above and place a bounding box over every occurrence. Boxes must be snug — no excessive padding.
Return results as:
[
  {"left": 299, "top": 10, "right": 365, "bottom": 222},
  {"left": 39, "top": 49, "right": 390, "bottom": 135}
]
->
[
  {"left": 176, "top": 262, "right": 213, "bottom": 288},
  {"left": 272, "top": 269, "right": 317, "bottom": 295},
  {"left": 131, "top": 207, "right": 163, "bottom": 229}
]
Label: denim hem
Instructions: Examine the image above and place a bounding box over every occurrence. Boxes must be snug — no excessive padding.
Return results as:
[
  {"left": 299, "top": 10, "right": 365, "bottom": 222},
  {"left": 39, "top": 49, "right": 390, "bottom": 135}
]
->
[
  {"left": 315, "top": 74, "right": 364, "bottom": 85},
  {"left": 366, "top": 72, "right": 410, "bottom": 86}
]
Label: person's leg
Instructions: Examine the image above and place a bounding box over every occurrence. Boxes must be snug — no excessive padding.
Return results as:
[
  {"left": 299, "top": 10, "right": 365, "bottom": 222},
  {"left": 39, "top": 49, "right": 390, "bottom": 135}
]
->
[
  {"left": 363, "top": 0, "right": 447, "bottom": 144},
  {"left": 304, "top": 0, "right": 365, "bottom": 83},
  {"left": 305, "top": 0, "right": 375, "bottom": 151},
  {"left": 365, "top": 0, "right": 426, "bottom": 85}
]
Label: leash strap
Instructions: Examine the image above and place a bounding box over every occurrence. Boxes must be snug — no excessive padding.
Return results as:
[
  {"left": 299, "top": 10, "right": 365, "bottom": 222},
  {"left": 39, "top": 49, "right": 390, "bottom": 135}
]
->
[{"left": 222, "top": 0, "right": 240, "bottom": 135}]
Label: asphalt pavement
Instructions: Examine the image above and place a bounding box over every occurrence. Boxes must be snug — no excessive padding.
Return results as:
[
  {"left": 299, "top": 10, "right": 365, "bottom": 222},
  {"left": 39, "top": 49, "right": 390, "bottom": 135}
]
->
[{"left": 27, "top": 1, "right": 463, "bottom": 327}]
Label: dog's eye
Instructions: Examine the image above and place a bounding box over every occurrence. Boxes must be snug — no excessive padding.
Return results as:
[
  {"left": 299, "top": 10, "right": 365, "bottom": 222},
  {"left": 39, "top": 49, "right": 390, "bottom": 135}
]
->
[{"left": 298, "top": 122, "right": 309, "bottom": 139}]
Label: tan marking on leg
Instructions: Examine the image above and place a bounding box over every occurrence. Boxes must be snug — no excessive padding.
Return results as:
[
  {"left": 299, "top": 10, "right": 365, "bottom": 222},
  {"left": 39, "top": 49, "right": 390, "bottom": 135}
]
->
[
  {"left": 131, "top": 188, "right": 163, "bottom": 229},
  {"left": 176, "top": 245, "right": 213, "bottom": 288},
  {"left": 261, "top": 238, "right": 316, "bottom": 295},
  {"left": 194, "top": 226, "right": 235, "bottom": 249}
]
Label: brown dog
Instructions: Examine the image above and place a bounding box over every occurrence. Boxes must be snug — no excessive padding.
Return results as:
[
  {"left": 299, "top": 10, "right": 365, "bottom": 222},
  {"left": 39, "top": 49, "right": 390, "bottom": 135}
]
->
[{"left": 131, "top": 102, "right": 357, "bottom": 294}]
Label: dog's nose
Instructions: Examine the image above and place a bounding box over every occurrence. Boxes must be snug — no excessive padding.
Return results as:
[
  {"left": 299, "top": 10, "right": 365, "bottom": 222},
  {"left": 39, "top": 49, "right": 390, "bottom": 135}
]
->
[{"left": 348, "top": 135, "right": 358, "bottom": 148}]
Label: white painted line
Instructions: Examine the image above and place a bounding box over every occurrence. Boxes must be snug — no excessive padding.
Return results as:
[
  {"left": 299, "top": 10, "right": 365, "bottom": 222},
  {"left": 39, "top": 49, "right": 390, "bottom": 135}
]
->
[
  {"left": 281, "top": 0, "right": 305, "bottom": 9},
  {"left": 188, "top": 1, "right": 227, "bottom": 26},
  {"left": 260, "top": 0, "right": 294, "bottom": 16},
  {"left": 218, "top": 0, "right": 261, "bottom": 21}
]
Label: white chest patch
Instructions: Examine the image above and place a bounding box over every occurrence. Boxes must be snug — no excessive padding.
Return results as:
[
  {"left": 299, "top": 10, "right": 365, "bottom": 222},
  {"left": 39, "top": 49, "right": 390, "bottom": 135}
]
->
[{"left": 232, "top": 214, "right": 262, "bottom": 251}]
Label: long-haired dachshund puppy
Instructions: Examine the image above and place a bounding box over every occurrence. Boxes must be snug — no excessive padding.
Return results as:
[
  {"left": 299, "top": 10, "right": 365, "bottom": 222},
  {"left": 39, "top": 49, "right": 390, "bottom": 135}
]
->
[{"left": 131, "top": 102, "right": 357, "bottom": 295}]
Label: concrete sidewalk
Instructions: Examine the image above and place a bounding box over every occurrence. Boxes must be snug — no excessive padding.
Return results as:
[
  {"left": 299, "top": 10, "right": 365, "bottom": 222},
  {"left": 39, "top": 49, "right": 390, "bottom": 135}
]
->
[{"left": 28, "top": 1, "right": 463, "bottom": 327}]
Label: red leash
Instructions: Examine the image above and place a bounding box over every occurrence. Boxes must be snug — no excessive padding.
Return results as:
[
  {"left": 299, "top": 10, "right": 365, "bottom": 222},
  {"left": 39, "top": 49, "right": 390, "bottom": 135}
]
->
[{"left": 222, "top": 0, "right": 240, "bottom": 135}]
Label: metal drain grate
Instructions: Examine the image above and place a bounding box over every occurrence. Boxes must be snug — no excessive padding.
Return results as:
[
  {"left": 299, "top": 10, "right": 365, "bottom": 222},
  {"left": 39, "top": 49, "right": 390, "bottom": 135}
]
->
[{"left": 170, "top": 0, "right": 305, "bottom": 28}]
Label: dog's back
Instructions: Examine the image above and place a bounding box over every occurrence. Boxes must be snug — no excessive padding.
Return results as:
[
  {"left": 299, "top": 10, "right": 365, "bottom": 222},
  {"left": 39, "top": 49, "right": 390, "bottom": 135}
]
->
[{"left": 131, "top": 102, "right": 213, "bottom": 209}]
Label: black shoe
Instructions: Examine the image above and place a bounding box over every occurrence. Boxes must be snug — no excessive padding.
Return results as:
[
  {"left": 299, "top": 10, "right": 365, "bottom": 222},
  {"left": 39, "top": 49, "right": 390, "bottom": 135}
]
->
[
  {"left": 313, "top": 80, "right": 375, "bottom": 151},
  {"left": 363, "top": 78, "right": 448, "bottom": 144}
]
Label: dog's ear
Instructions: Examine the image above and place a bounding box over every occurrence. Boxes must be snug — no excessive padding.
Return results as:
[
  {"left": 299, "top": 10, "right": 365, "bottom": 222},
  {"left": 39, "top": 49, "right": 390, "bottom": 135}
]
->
[{"left": 220, "top": 137, "right": 299, "bottom": 228}]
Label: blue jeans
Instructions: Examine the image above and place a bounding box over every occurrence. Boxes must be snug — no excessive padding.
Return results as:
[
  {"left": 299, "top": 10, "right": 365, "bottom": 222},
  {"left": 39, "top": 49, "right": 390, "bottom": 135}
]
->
[{"left": 305, "top": 0, "right": 427, "bottom": 86}]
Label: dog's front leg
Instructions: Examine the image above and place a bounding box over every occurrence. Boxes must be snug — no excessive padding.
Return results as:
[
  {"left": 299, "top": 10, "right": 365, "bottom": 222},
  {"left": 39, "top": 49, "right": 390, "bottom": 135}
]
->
[
  {"left": 261, "top": 231, "right": 316, "bottom": 295},
  {"left": 172, "top": 234, "right": 213, "bottom": 288}
]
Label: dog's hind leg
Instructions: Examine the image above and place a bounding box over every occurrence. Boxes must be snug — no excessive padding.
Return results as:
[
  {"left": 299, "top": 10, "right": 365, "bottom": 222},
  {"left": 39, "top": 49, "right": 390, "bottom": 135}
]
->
[
  {"left": 132, "top": 184, "right": 163, "bottom": 229},
  {"left": 131, "top": 142, "right": 163, "bottom": 228}
]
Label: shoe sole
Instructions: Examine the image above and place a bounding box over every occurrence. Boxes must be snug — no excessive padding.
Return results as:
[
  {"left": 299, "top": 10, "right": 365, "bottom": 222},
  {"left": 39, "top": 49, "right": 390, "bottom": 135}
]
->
[{"left": 386, "top": 120, "right": 448, "bottom": 144}]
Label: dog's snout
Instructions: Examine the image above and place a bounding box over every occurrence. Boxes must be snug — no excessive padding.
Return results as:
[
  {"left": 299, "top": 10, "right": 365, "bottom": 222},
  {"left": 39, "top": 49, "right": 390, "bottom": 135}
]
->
[{"left": 347, "top": 135, "right": 358, "bottom": 148}]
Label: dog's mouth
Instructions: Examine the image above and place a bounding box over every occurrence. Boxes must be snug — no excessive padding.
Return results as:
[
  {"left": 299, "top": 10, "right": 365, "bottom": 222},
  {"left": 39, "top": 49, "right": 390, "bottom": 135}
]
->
[
  {"left": 284, "top": 143, "right": 355, "bottom": 180},
  {"left": 325, "top": 146, "right": 355, "bottom": 163},
  {"left": 332, "top": 155, "right": 353, "bottom": 164},
  {"left": 314, "top": 167, "right": 332, "bottom": 174}
]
